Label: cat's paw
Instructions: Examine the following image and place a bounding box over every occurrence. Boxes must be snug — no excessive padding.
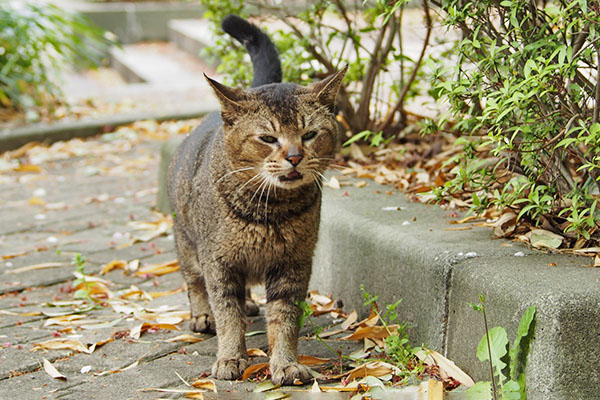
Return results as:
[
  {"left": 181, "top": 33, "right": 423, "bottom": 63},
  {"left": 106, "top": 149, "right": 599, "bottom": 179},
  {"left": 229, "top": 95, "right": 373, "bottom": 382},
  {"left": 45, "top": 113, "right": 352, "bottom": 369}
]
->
[
  {"left": 211, "top": 358, "right": 248, "bottom": 380},
  {"left": 190, "top": 314, "right": 215, "bottom": 334},
  {"left": 245, "top": 299, "right": 259, "bottom": 316},
  {"left": 270, "top": 362, "right": 313, "bottom": 386}
]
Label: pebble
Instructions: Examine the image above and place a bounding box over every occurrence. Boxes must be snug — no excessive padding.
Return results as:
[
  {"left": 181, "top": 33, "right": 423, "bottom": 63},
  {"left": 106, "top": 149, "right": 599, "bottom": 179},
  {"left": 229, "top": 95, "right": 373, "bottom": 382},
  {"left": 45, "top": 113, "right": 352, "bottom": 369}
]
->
[{"left": 514, "top": 251, "right": 525, "bottom": 257}]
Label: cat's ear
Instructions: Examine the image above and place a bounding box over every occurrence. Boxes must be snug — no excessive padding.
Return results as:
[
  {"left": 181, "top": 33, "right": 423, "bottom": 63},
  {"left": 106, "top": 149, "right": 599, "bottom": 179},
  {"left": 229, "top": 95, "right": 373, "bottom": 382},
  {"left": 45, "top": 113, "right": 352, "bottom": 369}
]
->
[
  {"left": 311, "top": 66, "right": 347, "bottom": 109},
  {"left": 204, "top": 74, "right": 247, "bottom": 125}
]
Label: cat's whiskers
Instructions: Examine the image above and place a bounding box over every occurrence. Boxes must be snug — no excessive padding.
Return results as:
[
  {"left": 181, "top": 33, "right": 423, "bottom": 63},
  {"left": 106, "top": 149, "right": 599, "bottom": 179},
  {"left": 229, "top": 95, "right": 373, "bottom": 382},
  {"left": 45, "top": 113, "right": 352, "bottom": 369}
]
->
[
  {"left": 255, "top": 174, "right": 270, "bottom": 220},
  {"left": 248, "top": 173, "right": 269, "bottom": 216},
  {"left": 263, "top": 178, "right": 274, "bottom": 223},
  {"left": 233, "top": 172, "right": 263, "bottom": 199},
  {"left": 215, "top": 167, "right": 256, "bottom": 185}
]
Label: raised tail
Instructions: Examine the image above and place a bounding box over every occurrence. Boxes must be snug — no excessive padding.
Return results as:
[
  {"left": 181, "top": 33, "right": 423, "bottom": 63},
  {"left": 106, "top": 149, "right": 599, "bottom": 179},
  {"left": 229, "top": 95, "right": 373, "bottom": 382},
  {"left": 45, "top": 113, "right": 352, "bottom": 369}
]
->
[{"left": 221, "top": 14, "right": 282, "bottom": 88}]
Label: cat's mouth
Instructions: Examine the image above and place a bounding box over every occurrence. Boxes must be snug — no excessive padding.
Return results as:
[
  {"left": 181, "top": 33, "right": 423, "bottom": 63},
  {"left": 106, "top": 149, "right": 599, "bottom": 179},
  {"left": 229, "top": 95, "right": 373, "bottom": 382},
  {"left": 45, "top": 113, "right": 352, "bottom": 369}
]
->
[{"left": 279, "top": 170, "right": 303, "bottom": 182}]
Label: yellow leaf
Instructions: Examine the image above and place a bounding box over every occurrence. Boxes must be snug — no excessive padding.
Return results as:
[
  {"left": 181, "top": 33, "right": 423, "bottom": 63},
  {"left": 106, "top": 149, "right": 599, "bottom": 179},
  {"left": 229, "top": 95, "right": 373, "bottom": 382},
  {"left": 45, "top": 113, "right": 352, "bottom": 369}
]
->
[
  {"left": 135, "top": 260, "right": 180, "bottom": 277},
  {"left": 29, "top": 197, "right": 46, "bottom": 206},
  {"left": 14, "top": 164, "right": 42, "bottom": 173},
  {"left": 43, "top": 358, "right": 67, "bottom": 380},
  {"left": 241, "top": 362, "right": 269, "bottom": 381},
  {"left": 428, "top": 379, "right": 444, "bottom": 400},
  {"left": 94, "top": 360, "right": 139, "bottom": 376},
  {"left": 341, "top": 325, "right": 398, "bottom": 341},
  {"left": 190, "top": 379, "right": 217, "bottom": 392},
  {"left": 311, "top": 380, "right": 321, "bottom": 392},
  {"left": 6, "top": 262, "right": 64, "bottom": 274},
  {"left": 163, "top": 334, "right": 204, "bottom": 343},
  {"left": 247, "top": 348, "right": 268, "bottom": 357},
  {"left": 330, "top": 361, "right": 400, "bottom": 381},
  {"left": 100, "top": 260, "right": 127, "bottom": 275},
  {"left": 32, "top": 339, "right": 91, "bottom": 354},
  {"left": 148, "top": 285, "right": 186, "bottom": 299},
  {"left": 298, "top": 354, "right": 332, "bottom": 366}
]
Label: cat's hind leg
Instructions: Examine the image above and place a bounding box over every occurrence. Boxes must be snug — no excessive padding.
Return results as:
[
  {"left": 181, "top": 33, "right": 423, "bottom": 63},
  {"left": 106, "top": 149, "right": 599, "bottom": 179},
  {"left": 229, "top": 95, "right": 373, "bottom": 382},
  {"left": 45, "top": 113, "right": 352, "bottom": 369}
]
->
[{"left": 265, "top": 264, "right": 313, "bottom": 385}]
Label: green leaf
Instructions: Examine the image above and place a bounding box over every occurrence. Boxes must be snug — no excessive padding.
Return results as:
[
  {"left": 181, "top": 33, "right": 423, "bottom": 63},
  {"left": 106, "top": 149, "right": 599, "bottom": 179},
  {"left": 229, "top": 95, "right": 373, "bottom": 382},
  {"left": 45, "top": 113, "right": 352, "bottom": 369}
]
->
[
  {"left": 509, "top": 306, "right": 536, "bottom": 379},
  {"left": 466, "top": 381, "right": 493, "bottom": 400},
  {"left": 500, "top": 380, "right": 522, "bottom": 399},
  {"left": 476, "top": 326, "right": 508, "bottom": 381}
]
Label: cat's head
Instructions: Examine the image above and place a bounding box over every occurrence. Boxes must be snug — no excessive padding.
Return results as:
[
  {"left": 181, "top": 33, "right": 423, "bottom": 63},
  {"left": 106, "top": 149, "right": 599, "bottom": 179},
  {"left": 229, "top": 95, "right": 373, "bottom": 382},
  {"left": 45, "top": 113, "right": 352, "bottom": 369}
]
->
[{"left": 206, "top": 67, "right": 346, "bottom": 190}]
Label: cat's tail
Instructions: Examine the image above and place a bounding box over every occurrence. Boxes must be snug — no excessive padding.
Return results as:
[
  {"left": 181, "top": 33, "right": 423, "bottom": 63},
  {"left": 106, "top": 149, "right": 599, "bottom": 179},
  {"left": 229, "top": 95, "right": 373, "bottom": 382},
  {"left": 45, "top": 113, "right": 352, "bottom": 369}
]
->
[{"left": 221, "top": 14, "right": 282, "bottom": 88}]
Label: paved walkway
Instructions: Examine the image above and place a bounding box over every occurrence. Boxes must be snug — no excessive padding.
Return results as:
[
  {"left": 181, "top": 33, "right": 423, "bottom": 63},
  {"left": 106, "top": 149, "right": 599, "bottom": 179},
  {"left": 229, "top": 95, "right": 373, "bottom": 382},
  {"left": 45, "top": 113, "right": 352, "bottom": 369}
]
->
[{"left": 0, "top": 125, "right": 355, "bottom": 399}]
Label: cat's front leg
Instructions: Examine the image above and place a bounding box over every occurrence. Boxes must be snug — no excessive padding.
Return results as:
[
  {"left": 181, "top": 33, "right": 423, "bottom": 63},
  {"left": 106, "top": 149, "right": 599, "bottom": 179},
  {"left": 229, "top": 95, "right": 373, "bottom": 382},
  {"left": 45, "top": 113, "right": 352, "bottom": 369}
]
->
[
  {"left": 205, "top": 266, "right": 248, "bottom": 380},
  {"left": 265, "top": 265, "right": 313, "bottom": 385}
]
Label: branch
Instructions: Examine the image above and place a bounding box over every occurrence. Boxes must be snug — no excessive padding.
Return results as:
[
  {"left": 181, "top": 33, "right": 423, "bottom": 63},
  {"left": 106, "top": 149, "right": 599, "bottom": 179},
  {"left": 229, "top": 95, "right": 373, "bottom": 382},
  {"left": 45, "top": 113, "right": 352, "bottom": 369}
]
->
[{"left": 378, "top": 0, "right": 432, "bottom": 131}]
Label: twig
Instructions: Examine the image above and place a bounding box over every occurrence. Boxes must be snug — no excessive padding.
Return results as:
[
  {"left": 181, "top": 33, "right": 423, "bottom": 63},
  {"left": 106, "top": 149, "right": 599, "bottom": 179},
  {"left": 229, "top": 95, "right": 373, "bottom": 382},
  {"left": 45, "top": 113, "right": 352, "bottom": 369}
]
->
[{"left": 378, "top": 0, "right": 432, "bottom": 131}]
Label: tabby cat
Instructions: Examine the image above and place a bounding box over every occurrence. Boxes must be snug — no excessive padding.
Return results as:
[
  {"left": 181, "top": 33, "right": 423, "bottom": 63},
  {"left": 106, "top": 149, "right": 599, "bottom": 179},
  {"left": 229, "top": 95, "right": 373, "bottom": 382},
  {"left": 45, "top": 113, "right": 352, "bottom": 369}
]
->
[{"left": 168, "top": 14, "right": 346, "bottom": 385}]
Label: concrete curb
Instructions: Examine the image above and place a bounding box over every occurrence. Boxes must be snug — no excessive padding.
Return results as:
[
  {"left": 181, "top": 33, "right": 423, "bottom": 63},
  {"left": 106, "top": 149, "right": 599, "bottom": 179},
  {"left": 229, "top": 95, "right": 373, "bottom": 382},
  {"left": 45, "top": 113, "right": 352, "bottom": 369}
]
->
[
  {"left": 0, "top": 107, "right": 215, "bottom": 153},
  {"left": 157, "top": 135, "right": 600, "bottom": 399}
]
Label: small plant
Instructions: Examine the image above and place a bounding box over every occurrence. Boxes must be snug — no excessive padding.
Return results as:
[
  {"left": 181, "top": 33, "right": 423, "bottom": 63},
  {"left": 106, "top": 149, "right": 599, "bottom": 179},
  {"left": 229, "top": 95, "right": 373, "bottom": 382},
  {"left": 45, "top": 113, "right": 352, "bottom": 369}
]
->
[
  {"left": 0, "top": 1, "right": 114, "bottom": 117},
  {"left": 72, "top": 253, "right": 92, "bottom": 301},
  {"left": 468, "top": 295, "right": 536, "bottom": 400}
]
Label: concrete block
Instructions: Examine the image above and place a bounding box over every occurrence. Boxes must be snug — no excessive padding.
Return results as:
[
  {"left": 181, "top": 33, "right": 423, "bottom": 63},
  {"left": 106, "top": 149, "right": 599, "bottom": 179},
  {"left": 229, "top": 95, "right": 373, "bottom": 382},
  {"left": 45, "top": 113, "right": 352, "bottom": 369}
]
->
[{"left": 447, "top": 255, "right": 600, "bottom": 399}]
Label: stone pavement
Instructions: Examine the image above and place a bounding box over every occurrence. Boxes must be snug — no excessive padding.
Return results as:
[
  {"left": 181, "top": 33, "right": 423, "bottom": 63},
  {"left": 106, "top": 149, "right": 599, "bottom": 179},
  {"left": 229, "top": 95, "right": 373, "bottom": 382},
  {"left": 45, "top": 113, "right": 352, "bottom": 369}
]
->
[{"left": 0, "top": 127, "right": 360, "bottom": 399}]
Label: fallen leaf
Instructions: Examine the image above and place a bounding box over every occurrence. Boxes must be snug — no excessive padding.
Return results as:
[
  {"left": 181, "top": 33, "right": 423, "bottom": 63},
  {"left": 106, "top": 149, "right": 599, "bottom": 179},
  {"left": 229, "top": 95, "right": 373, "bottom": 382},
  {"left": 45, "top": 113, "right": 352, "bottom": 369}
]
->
[
  {"left": 148, "top": 285, "right": 186, "bottom": 299},
  {"left": 29, "top": 197, "right": 46, "bottom": 206},
  {"left": 135, "top": 260, "right": 180, "bottom": 277},
  {"left": 311, "top": 380, "right": 322, "bottom": 392},
  {"left": 253, "top": 380, "right": 281, "bottom": 392},
  {"left": 416, "top": 349, "right": 474, "bottom": 387},
  {"left": 191, "top": 379, "right": 217, "bottom": 392},
  {"left": 32, "top": 338, "right": 91, "bottom": 354},
  {"left": 326, "top": 176, "right": 341, "bottom": 190},
  {"left": 329, "top": 361, "right": 400, "bottom": 380},
  {"left": 298, "top": 355, "right": 332, "bottom": 366},
  {"left": 94, "top": 359, "right": 139, "bottom": 376},
  {"left": 6, "top": 262, "right": 64, "bottom": 274},
  {"left": 526, "top": 229, "right": 563, "bottom": 249},
  {"left": 100, "top": 260, "right": 127, "bottom": 275},
  {"left": 43, "top": 358, "right": 67, "bottom": 380},
  {"left": 163, "top": 334, "right": 204, "bottom": 343},
  {"left": 594, "top": 255, "right": 600, "bottom": 268},
  {"left": 248, "top": 348, "right": 268, "bottom": 357},
  {"left": 341, "top": 325, "right": 398, "bottom": 341},
  {"left": 428, "top": 379, "right": 444, "bottom": 399},
  {"left": 341, "top": 310, "right": 358, "bottom": 330},
  {"left": 241, "top": 362, "right": 269, "bottom": 380},
  {"left": 493, "top": 211, "right": 517, "bottom": 238},
  {"left": 15, "top": 164, "right": 43, "bottom": 173},
  {"left": 444, "top": 226, "right": 472, "bottom": 231}
]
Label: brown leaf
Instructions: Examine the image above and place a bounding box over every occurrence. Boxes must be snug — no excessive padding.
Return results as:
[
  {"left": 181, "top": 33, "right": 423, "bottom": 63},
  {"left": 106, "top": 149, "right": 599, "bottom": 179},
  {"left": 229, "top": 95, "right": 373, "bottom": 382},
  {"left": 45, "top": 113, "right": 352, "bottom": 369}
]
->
[
  {"left": 417, "top": 349, "right": 474, "bottom": 388},
  {"left": 32, "top": 338, "right": 91, "bottom": 354},
  {"left": 247, "top": 348, "right": 268, "bottom": 357},
  {"left": 341, "top": 310, "right": 358, "bottom": 330},
  {"left": 100, "top": 260, "right": 127, "bottom": 275},
  {"left": 163, "top": 334, "right": 204, "bottom": 344},
  {"left": 241, "top": 362, "right": 270, "bottom": 381},
  {"left": 135, "top": 260, "right": 180, "bottom": 277},
  {"left": 43, "top": 358, "right": 67, "bottom": 380},
  {"left": 493, "top": 211, "right": 517, "bottom": 238},
  {"left": 6, "top": 262, "right": 64, "bottom": 274},
  {"left": 428, "top": 379, "right": 444, "bottom": 399},
  {"left": 329, "top": 361, "right": 400, "bottom": 380},
  {"left": 298, "top": 355, "right": 332, "bottom": 366},
  {"left": 191, "top": 379, "right": 217, "bottom": 392},
  {"left": 341, "top": 325, "right": 398, "bottom": 341}
]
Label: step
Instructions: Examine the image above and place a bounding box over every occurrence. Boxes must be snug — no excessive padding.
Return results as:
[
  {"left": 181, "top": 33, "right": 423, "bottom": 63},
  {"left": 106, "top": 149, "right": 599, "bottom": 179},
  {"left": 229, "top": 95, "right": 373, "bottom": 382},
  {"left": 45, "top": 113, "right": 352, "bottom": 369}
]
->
[
  {"left": 168, "top": 19, "right": 215, "bottom": 61},
  {"left": 157, "top": 135, "right": 600, "bottom": 399}
]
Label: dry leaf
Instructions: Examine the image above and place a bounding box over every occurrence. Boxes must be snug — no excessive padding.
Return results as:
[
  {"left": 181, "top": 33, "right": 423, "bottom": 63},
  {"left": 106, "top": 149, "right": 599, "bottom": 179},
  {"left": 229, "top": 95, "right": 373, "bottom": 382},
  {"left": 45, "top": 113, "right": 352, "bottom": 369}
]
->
[
  {"left": 526, "top": 229, "right": 563, "bottom": 249},
  {"left": 248, "top": 348, "right": 268, "bottom": 357},
  {"left": 163, "top": 334, "right": 204, "bottom": 343},
  {"left": 298, "top": 355, "right": 332, "bottom": 366},
  {"left": 241, "top": 362, "right": 270, "bottom": 380},
  {"left": 191, "top": 379, "right": 217, "bottom": 392},
  {"left": 15, "top": 164, "right": 43, "bottom": 173},
  {"left": 341, "top": 310, "right": 358, "bottom": 330},
  {"left": 6, "top": 262, "right": 64, "bottom": 274},
  {"left": 493, "top": 211, "right": 517, "bottom": 238},
  {"left": 32, "top": 338, "right": 91, "bottom": 354},
  {"left": 43, "top": 358, "right": 67, "bottom": 381},
  {"left": 94, "top": 360, "right": 139, "bottom": 376},
  {"left": 594, "top": 255, "right": 600, "bottom": 268},
  {"left": 326, "top": 176, "right": 341, "bottom": 190},
  {"left": 341, "top": 325, "right": 398, "bottom": 341},
  {"left": 149, "top": 285, "right": 186, "bottom": 299},
  {"left": 428, "top": 379, "right": 444, "bottom": 400},
  {"left": 417, "top": 349, "right": 475, "bottom": 388},
  {"left": 135, "top": 260, "right": 180, "bottom": 277},
  {"left": 329, "top": 361, "right": 400, "bottom": 380},
  {"left": 100, "top": 260, "right": 127, "bottom": 275},
  {"left": 311, "top": 380, "right": 322, "bottom": 392}
]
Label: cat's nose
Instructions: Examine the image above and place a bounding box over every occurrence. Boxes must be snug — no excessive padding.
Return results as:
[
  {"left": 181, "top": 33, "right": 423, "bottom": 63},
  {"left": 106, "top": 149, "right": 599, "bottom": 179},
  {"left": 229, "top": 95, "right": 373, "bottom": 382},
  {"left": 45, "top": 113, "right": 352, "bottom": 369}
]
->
[{"left": 285, "top": 153, "right": 303, "bottom": 166}]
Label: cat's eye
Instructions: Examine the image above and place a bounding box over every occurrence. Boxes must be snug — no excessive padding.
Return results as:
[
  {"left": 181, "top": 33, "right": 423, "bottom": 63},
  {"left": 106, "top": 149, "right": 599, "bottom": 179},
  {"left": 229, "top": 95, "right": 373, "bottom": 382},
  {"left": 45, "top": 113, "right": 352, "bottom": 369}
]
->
[
  {"left": 302, "top": 131, "right": 318, "bottom": 141},
  {"left": 259, "top": 135, "right": 278, "bottom": 144}
]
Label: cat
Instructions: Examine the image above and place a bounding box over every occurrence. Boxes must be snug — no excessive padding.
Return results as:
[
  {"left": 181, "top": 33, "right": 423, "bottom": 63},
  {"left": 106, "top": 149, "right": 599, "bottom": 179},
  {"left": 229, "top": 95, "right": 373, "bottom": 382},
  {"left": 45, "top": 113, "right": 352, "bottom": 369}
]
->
[{"left": 167, "top": 14, "right": 346, "bottom": 385}]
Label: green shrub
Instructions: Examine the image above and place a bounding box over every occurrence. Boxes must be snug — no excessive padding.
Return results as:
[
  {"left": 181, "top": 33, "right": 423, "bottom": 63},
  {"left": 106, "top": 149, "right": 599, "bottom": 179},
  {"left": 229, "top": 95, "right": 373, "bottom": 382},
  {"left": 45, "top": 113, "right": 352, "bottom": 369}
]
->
[
  {"left": 0, "top": 1, "right": 113, "bottom": 116},
  {"left": 199, "top": 0, "right": 432, "bottom": 136},
  {"left": 431, "top": 0, "right": 600, "bottom": 244}
]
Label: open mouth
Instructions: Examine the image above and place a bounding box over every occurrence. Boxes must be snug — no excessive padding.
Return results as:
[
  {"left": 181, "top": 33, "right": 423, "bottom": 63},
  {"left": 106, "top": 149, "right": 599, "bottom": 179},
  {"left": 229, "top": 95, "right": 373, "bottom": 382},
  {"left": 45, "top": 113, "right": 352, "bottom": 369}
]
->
[{"left": 279, "top": 170, "right": 303, "bottom": 182}]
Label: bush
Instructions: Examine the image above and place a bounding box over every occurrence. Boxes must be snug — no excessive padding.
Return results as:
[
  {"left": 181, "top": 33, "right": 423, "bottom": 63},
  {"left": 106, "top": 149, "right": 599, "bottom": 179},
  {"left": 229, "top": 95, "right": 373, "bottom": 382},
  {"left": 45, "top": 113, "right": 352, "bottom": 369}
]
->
[
  {"left": 199, "top": 0, "right": 432, "bottom": 137},
  {"left": 0, "top": 1, "right": 113, "bottom": 116},
  {"left": 431, "top": 0, "right": 600, "bottom": 245}
]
